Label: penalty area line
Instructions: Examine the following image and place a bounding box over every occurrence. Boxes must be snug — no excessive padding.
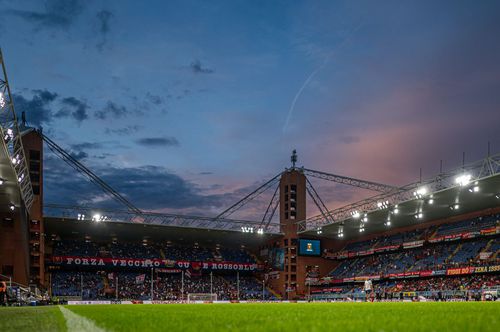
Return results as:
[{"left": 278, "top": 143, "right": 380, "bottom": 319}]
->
[{"left": 58, "top": 305, "right": 107, "bottom": 332}]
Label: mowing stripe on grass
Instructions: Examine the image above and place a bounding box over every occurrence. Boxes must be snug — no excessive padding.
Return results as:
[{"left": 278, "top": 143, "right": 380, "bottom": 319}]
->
[{"left": 58, "top": 306, "right": 107, "bottom": 332}]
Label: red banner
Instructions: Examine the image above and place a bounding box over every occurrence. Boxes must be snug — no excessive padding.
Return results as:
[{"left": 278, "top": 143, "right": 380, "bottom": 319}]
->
[
  {"left": 444, "top": 233, "right": 463, "bottom": 241},
  {"left": 419, "top": 270, "right": 434, "bottom": 277},
  {"left": 51, "top": 256, "right": 259, "bottom": 271},
  {"left": 374, "top": 245, "right": 400, "bottom": 253},
  {"left": 446, "top": 267, "right": 473, "bottom": 276},
  {"left": 358, "top": 249, "right": 374, "bottom": 256},
  {"left": 480, "top": 227, "right": 498, "bottom": 235},
  {"left": 311, "top": 287, "right": 343, "bottom": 294},
  {"left": 403, "top": 240, "right": 424, "bottom": 249}
]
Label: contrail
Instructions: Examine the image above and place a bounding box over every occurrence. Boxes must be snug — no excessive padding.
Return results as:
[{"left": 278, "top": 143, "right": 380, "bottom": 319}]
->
[
  {"left": 282, "top": 58, "right": 329, "bottom": 133},
  {"left": 282, "top": 25, "right": 363, "bottom": 133}
]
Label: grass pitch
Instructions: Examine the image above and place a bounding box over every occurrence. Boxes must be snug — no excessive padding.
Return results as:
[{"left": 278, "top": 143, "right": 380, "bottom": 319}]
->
[{"left": 0, "top": 302, "right": 498, "bottom": 332}]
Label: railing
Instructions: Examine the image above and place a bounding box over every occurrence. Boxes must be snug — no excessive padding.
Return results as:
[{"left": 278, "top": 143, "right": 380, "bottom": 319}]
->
[{"left": 44, "top": 204, "right": 282, "bottom": 234}]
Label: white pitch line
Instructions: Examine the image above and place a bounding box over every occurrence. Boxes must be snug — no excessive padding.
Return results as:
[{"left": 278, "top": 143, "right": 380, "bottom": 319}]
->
[{"left": 58, "top": 305, "right": 107, "bottom": 332}]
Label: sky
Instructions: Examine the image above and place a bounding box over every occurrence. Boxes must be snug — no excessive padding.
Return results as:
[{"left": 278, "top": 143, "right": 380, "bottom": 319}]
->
[{"left": 1, "top": 0, "right": 499, "bottom": 220}]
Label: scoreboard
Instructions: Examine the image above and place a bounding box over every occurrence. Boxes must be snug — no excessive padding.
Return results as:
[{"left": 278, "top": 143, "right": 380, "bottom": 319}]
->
[{"left": 298, "top": 239, "right": 321, "bottom": 256}]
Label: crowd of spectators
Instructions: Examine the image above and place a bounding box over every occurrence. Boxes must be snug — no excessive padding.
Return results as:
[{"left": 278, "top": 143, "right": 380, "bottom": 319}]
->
[
  {"left": 313, "top": 275, "right": 499, "bottom": 298},
  {"left": 435, "top": 214, "right": 498, "bottom": 236},
  {"left": 331, "top": 237, "right": 498, "bottom": 278},
  {"left": 51, "top": 271, "right": 104, "bottom": 300},
  {"left": 326, "top": 213, "right": 499, "bottom": 258},
  {"left": 51, "top": 271, "right": 275, "bottom": 301},
  {"left": 52, "top": 240, "right": 255, "bottom": 264},
  {"left": 327, "top": 212, "right": 499, "bottom": 278}
]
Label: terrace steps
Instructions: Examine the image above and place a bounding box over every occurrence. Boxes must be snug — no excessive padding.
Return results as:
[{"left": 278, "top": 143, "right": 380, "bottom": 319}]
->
[
  {"left": 475, "top": 239, "right": 494, "bottom": 260},
  {"left": 266, "top": 284, "right": 282, "bottom": 299},
  {"left": 427, "top": 228, "right": 439, "bottom": 241},
  {"left": 446, "top": 243, "right": 463, "bottom": 263}
]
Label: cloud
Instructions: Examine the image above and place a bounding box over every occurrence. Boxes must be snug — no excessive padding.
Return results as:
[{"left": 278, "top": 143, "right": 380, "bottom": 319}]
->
[
  {"left": 190, "top": 60, "right": 214, "bottom": 74},
  {"left": 13, "top": 89, "right": 58, "bottom": 126},
  {"left": 55, "top": 96, "right": 89, "bottom": 122},
  {"left": 96, "top": 9, "right": 113, "bottom": 51},
  {"left": 7, "top": 0, "right": 84, "bottom": 30},
  {"left": 105, "top": 125, "right": 142, "bottom": 136},
  {"left": 135, "top": 137, "right": 180, "bottom": 147},
  {"left": 43, "top": 157, "right": 225, "bottom": 211},
  {"left": 95, "top": 101, "right": 129, "bottom": 119},
  {"left": 69, "top": 142, "right": 104, "bottom": 151},
  {"left": 43, "top": 153, "right": 281, "bottom": 220},
  {"left": 146, "top": 92, "right": 163, "bottom": 105},
  {"left": 13, "top": 89, "right": 92, "bottom": 127},
  {"left": 69, "top": 150, "right": 88, "bottom": 160}
]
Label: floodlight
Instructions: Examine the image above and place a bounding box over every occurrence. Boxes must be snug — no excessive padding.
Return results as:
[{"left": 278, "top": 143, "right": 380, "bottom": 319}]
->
[
  {"left": 377, "top": 200, "right": 390, "bottom": 209},
  {"left": 0, "top": 92, "right": 5, "bottom": 108},
  {"left": 0, "top": 178, "right": 4, "bottom": 185},
  {"left": 257, "top": 228, "right": 264, "bottom": 235},
  {"left": 9, "top": 204, "right": 15, "bottom": 211},
  {"left": 413, "top": 187, "right": 428, "bottom": 198},
  {"left": 455, "top": 174, "right": 471, "bottom": 186},
  {"left": 428, "top": 199, "right": 434, "bottom": 204},
  {"left": 385, "top": 221, "right": 391, "bottom": 226},
  {"left": 92, "top": 214, "right": 102, "bottom": 222},
  {"left": 316, "top": 227, "right": 322, "bottom": 235},
  {"left": 4, "top": 128, "right": 14, "bottom": 143},
  {"left": 468, "top": 186, "right": 479, "bottom": 193},
  {"left": 352, "top": 211, "right": 360, "bottom": 218}
]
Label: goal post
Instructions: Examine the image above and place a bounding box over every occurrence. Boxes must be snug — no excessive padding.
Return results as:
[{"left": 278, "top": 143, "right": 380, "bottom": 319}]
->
[{"left": 187, "top": 293, "right": 217, "bottom": 303}]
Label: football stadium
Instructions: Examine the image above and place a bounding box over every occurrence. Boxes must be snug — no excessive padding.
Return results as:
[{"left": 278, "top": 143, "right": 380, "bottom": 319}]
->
[{"left": 1, "top": 1, "right": 500, "bottom": 332}]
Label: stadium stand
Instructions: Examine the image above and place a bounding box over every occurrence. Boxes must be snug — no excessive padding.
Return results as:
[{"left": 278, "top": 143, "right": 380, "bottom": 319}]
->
[
  {"left": 309, "top": 212, "right": 500, "bottom": 301},
  {"left": 50, "top": 271, "right": 275, "bottom": 301},
  {"left": 51, "top": 240, "right": 256, "bottom": 263},
  {"left": 47, "top": 239, "right": 278, "bottom": 301}
]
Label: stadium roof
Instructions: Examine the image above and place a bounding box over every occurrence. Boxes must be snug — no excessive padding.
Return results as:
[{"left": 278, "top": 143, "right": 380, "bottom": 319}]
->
[
  {"left": 44, "top": 217, "right": 280, "bottom": 249},
  {"left": 300, "top": 171, "right": 500, "bottom": 240}
]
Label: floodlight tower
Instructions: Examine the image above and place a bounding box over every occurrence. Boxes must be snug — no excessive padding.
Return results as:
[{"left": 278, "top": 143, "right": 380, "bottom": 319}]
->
[{"left": 276, "top": 151, "right": 307, "bottom": 298}]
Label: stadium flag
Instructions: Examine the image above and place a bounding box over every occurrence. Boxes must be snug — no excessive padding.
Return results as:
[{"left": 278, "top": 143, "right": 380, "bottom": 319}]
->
[
  {"left": 480, "top": 252, "right": 492, "bottom": 260},
  {"left": 108, "top": 272, "right": 114, "bottom": 280},
  {"left": 185, "top": 269, "right": 192, "bottom": 279},
  {"left": 136, "top": 274, "right": 146, "bottom": 284},
  {"left": 191, "top": 262, "right": 202, "bottom": 277}
]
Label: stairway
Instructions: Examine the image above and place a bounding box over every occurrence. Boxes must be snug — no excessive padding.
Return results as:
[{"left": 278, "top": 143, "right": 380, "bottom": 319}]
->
[
  {"left": 427, "top": 227, "right": 439, "bottom": 241},
  {"left": 266, "top": 285, "right": 282, "bottom": 300},
  {"left": 445, "top": 243, "right": 463, "bottom": 263},
  {"left": 475, "top": 239, "right": 494, "bottom": 260},
  {"left": 103, "top": 275, "right": 109, "bottom": 289}
]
